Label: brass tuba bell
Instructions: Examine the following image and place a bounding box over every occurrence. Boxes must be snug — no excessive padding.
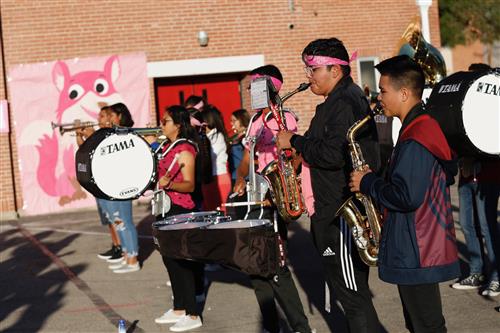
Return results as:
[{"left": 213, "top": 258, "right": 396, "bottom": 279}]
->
[{"left": 397, "top": 17, "right": 447, "bottom": 87}]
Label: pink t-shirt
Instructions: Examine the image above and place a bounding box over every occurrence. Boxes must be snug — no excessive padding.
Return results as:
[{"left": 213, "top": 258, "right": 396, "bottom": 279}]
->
[
  {"left": 245, "top": 111, "right": 297, "bottom": 172},
  {"left": 158, "top": 142, "right": 196, "bottom": 209}
]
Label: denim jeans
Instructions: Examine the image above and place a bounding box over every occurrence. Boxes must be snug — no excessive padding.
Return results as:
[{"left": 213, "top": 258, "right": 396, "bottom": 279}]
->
[
  {"left": 96, "top": 198, "right": 139, "bottom": 257},
  {"left": 458, "top": 182, "right": 498, "bottom": 281}
]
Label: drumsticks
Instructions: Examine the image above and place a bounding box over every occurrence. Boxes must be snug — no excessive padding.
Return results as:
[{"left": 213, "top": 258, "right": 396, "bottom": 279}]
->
[
  {"left": 167, "top": 153, "right": 180, "bottom": 173},
  {"left": 221, "top": 201, "right": 267, "bottom": 207}
]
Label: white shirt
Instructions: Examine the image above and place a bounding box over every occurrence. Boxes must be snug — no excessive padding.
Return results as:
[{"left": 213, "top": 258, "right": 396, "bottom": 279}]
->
[{"left": 206, "top": 128, "right": 229, "bottom": 176}]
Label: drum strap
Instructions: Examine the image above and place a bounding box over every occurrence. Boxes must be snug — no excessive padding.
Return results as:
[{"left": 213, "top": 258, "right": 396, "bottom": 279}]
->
[
  {"left": 159, "top": 139, "right": 198, "bottom": 160},
  {"left": 274, "top": 210, "right": 286, "bottom": 267}
]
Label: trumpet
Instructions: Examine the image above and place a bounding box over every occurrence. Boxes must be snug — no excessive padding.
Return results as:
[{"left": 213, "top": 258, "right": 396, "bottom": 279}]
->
[
  {"left": 129, "top": 127, "right": 167, "bottom": 142},
  {"left": 51, "top": 120, "right": 98, "bottom": 135}
]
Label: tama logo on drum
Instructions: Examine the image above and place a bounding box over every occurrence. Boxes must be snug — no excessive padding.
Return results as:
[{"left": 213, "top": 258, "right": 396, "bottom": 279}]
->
[
  {"left": 77, "top": 163, "right": 87, "bottom": 172},
  {"left": 438, "top": 83, "right": 461, "bottom": 94},
  {"left": 100, "top": 139, "right": 135, "bottom": 155},
  {"left": 476, "top": 82, "right": 500, "bottom": 96},
  {"left": 119, "top": 187, "right": 139, "bottom": 197}
]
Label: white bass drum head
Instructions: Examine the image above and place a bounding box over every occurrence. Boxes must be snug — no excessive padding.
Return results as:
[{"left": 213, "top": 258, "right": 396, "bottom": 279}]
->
[{"left": 91, "top": 133, "right": 155, "bottom": 199}]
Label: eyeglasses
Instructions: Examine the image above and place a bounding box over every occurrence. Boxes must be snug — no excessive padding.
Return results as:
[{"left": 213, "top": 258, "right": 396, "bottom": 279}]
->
[
  {"left": 161, "top": 118, "right": 173, "bottom": 126},
  {"left": 303, "top": 65, "right": 323, "bottom": 76}
]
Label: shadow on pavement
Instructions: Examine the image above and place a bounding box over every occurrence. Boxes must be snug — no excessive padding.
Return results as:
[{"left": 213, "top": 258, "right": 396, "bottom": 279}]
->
[
  {"left": 287, "top": 221, "right": 389, "bottom": 333},
  {"left": 0, "top": 228, "right": 85, "bottom": 333}
]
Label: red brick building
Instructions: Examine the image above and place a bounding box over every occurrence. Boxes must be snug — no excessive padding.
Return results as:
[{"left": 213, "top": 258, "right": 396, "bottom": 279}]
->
[{"left": 0, "top": 0, "right": 441, "bottom": 216}]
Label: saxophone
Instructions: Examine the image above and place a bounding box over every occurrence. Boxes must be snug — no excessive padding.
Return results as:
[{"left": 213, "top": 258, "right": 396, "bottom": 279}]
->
[
  {"left": 262, "top": 83, "right": 310, "bottom": 222},
  {"left": 336, "top": 107, "right": 383, "bottom": 266}
]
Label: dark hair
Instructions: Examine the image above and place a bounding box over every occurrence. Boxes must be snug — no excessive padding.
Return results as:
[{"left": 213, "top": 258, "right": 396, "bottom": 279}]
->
[
  {"left": 203, "top": 105, "right": 230, "bottom": 153},
  {"left": 250, "top": 65, "right": 284, "bottom": 85},
  {"left": 375, "top": 55, "right": 425, "bottom": 98},
  {"left": 203, "top": 105, "right": 228, "bottom": 136},
  {"left": 231, "top": 109, "right": 250, "bottom": 129},
  {"left": 185, "top": 95, "right": 205, "bottom": 110},
  {"left": 468, "top": 63, "right": 491, "bottom": 72},
  {"left": 106, "top": 103, "right": 134, "bottom": 127},
  {"left": 302, "top": 38, "right": 351, "bottom": 76},
  {"left": 165, "top": 105, "right": 197, "bottom": 141},
  {"left": 250, "top": 65, "right": 283, "bottom": 102}
]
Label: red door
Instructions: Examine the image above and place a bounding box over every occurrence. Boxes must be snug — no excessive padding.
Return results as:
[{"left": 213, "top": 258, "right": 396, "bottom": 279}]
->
[{"left": 155, "top": 74, "right": 242, "bottom": 135}]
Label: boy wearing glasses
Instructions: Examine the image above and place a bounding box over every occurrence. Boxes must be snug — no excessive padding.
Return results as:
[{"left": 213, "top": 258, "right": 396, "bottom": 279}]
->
[{"left": 277, "top": 38, "right": 381, "bottom": 333}]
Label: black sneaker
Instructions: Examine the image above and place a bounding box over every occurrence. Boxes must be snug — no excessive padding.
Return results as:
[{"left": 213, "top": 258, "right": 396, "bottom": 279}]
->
[
  {"left": 97, "top": 245, "right": 117, "bottom": 260},
  {"left": 106, "top": 246, "right": 124, "bottom": 263},
  {"left": 451, "top": 273, "right": 485, "bottom": 290},
  {"left": 481, "top": 280, "right": 500, "bottom": 297}
]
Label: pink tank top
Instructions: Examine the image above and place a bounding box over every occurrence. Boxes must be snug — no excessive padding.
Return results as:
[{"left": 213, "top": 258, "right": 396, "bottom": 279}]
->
[{"left": 158, "top": 142, "right": 197, "bottom": 209}]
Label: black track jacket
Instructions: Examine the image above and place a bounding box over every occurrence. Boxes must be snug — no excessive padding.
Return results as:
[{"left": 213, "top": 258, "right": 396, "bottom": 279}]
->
[{"left": 291, "top": 76, "right": 380, "bottom": 218}]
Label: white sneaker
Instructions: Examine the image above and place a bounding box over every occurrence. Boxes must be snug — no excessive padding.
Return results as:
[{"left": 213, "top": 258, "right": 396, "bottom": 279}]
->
[
  {"left": 155, "top": 309, "right": 184, "bottom": 324},
  {"left": 113, "top": 263, "right": 140, "bottom": 274},
  {"left": 169, "top": 315, "right": 202, "bottom": 332},
  {"left": 109, "top": 260, "right": 126, "bottom": 270}
]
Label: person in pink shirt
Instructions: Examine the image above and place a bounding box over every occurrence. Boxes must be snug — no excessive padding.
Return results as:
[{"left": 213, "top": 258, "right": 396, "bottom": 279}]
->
[
  {"left": 233, "top": 65, "right": 312, "bottom": 333},
  {"left": 153, "top": 105, "right": 204, "bottom": 332}
]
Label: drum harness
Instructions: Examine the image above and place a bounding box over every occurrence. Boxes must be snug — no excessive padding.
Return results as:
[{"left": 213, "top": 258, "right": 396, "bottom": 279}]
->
[{"left": 151, "top": 138, "right": 198, "bottom": 218}]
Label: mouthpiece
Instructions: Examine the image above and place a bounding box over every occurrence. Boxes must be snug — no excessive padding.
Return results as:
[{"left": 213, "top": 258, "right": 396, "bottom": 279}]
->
[{"left": 298, "top": 82, "right": 311, "bottom": 91}]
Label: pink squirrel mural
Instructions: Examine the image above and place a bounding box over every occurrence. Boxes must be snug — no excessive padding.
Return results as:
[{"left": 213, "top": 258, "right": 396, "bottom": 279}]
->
[
  {"left": 9, "top": 53, "right": 149, "bottom": 215},
  {"left": 36, "top": 56, "right": 124, "bottom": 205}
]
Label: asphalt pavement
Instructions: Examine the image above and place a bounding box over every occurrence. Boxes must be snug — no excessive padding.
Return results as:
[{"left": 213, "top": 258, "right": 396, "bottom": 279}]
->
[{"left": 1, "top": 185, "right": 499, "bottom": 332}]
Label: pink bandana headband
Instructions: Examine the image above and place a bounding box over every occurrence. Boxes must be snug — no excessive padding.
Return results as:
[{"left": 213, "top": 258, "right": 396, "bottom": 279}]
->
[
  {"left": 192, "top": 101, "right": 204, "bottom": 111},
  {"left": 251, "top": 74, "right": 283, "bottom": 92},
  {"left": 303, "top": 50, "right": 358, "bottom": 67}
]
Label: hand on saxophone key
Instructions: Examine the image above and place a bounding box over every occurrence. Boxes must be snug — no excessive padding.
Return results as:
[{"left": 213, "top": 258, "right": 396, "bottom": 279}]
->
[
  {"left": 349, "top": 165, "right": 372, "bottom": 193},
  {"left": 276, "top": 130, "right": 294, "bottom": 150}
]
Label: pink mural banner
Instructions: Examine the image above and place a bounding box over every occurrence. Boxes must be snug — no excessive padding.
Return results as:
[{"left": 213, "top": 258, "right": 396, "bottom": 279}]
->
[{"left": 8, "top": 52, "right": 150, "bottom": 215}]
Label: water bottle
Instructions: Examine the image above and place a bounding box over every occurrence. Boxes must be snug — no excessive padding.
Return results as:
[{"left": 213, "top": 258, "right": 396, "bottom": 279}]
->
[{"left": 118, "top": 319, "right": 126, "bottom": 333}]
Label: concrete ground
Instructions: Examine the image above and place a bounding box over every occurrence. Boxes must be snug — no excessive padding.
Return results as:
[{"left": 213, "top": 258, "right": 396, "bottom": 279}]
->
[{"left": 1, "top": 185, "right": 499, "bottom": 333}]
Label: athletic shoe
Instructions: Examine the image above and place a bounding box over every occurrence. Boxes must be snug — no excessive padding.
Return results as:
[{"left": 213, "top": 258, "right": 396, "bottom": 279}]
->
[
  {"left": 481, "top": 280, "right": 500, "bottom": 297},
  {"left": 106, "top": 247, "right": 124, "bottom": 263},
  {"left": 169, "top": 315, "right": 202, "bottom": 332},
  {"left": 113, "top": 263, "right": 140, "bottom": 274},
  {"left": 451, "top": 273, "right": 485, "bottom": 290},
  {"left": 154, "top": 309, "right": 184, "bottom": 324},
  {"left": 108, "top": 260, "right": 126, "bottom": 270},
  {"left": 97, "top": 245, "right": 119, "bottom": 260}
]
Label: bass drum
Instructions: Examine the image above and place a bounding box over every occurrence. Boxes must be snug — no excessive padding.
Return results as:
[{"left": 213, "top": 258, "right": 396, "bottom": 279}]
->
[
  {"left": 76, "top": 127, "right": 157, "bottom": 200},
  {"left": 426, "top": 69, "right": 500, "bottom": 158}
]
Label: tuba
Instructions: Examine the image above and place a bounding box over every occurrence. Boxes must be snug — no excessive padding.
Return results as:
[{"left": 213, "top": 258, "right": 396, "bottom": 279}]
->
[
  {"left": 262, "top": 83, "right": 310, "bottom": 222},
  {"left": 397, "top": 17, "right": 447, "bottom": 86},
  {"left": 335, "top": 105, "right": 383, "bottom": 266}
]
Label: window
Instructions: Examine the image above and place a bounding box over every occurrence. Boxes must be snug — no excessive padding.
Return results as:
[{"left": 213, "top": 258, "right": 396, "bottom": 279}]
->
[{"left": 357, "top": 57, "right": 380, "bottom": 97}]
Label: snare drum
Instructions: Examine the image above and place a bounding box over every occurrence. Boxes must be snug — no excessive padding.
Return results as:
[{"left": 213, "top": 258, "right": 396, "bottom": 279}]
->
[
  {"left": 427, "top": 69, "right": 500, "bottom": 157},
  {"left": 152, "top": 217, "right": 278, "bottom": 277},
  {"left": 76, "top": 127, "right": 157, "bottom": 200},
  {"left": 152, "top": 211, "right": 222, "bottom": 227},
  {"left": 208, "top": 219, "right": 271, "bottom": 229}
]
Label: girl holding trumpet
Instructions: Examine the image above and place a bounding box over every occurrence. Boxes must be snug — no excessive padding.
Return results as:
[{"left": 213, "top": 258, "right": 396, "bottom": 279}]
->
[{"left": 76, "top": 103, "right": 140, "bottom": 273}]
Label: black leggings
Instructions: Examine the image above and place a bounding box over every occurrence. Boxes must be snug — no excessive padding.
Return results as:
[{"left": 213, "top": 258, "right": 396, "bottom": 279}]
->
[{"left": 157, "top": 204, "right": 205, "bottom": 316}]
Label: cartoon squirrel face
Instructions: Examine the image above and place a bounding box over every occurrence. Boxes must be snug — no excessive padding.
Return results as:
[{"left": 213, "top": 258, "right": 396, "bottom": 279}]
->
[{"left": 52, "top": 55, "right": 123, "bottom": 124}]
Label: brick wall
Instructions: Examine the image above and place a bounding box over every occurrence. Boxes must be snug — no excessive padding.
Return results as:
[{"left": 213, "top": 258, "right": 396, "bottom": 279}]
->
[{"left": 0, "top": 0, "right": 441, "bottom": 214}]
